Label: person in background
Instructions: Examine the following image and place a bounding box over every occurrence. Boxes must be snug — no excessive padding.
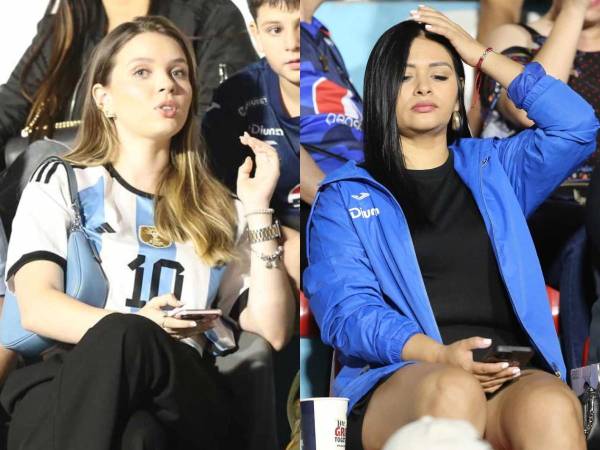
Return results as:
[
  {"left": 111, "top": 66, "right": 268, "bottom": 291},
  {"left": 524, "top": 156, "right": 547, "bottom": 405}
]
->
[
  {"left": 299, "top": 0, "right": 365, "bottom": 307},
  {"left": 203, "top": 0, "right": 300, "bottom": 290},
  {"left": 476, "top": 0, "right": 524, "bottom": 47},
  {"left": 305, "top": 6, "right": 597, "bottom": 450},
  {"left": 468, "top": 0, "right": 524, "bottom": 136},
  {"left": 299, "top": 0, "right": 364, "bottom": 204},
  {"left": 475, "top": 0, "right": 600, "bottom": 279}
]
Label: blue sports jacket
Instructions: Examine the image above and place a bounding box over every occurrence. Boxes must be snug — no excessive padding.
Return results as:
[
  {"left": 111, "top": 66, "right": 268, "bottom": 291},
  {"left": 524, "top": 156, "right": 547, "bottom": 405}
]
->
[{"left": 304, "top": 63, "right": 600, "bottom": 409}]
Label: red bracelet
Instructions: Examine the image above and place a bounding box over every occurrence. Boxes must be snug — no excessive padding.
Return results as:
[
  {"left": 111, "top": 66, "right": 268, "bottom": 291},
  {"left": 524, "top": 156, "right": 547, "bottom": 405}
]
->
[
  {"left": 476, "top": 47, "right": 494, "bottom": 71},
  {"left": 472, "top": 47, "right": 494, "bottom": 107}
]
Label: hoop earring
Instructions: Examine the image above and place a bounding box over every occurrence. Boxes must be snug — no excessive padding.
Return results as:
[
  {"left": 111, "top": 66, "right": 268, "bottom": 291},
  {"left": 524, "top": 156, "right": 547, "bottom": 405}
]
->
[{"left": 452, "top": 111, "right": 461, "bottom": 131}]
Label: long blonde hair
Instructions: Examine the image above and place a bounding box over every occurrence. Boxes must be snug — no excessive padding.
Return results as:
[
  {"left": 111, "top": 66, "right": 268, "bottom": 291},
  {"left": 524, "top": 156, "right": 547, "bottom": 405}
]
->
[{"left": 65, "top": 16, "right": 237, "bottom": 266}]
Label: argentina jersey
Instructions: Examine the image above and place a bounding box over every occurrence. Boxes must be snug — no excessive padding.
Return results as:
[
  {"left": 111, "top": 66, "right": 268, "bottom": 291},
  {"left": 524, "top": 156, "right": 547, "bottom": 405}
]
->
[
  {"left": 203, "top": 58, "right": 300, "bottom": 231},
  {"left": 5, "top": 160, "right": 250, "bottom": 354},
  {"left": 300, "top": 17, "right": 364, "bottom": 174}
]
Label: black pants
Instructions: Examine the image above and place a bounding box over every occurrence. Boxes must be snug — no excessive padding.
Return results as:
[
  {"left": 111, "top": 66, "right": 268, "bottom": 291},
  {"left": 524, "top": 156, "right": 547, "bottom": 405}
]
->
[{"left": 0, "top": 313, "right": 230, "bottom": 450}]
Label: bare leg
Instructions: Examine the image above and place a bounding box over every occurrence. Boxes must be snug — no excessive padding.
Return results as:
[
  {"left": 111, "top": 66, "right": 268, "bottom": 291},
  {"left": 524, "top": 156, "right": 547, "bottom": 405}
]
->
[
  {"left": 486, "top": 370, "right": 585, "bottom": 450},
  {"left": 361, "top": 363, "right": 487, "bottom": 450}
]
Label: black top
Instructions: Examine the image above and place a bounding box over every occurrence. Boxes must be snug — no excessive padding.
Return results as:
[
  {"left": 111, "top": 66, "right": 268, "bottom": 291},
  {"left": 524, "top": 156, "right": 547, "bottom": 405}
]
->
[{"left": 403, "top": 152, "right": 530, "bottom": 360}]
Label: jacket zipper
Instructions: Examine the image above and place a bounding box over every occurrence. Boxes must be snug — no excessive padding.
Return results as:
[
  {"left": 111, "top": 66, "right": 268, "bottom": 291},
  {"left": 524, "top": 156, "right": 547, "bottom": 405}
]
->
[{"left": 477, "top": 157, "right": 561, "bottom": 378}]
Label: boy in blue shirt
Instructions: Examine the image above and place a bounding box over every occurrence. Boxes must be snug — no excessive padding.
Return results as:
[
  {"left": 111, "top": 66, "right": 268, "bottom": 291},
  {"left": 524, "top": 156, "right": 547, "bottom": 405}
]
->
[{"left": 202, "top": 0, "right": 300, "bottom": 289}]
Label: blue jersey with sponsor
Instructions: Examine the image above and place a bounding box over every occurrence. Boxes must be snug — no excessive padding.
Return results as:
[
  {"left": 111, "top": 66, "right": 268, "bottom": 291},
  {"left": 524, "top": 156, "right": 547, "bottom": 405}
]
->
[
  {"left": 300, "top": 17, "right": 364, "bottom": 174},
  {"left": 203, "top": 58, "right": 300, "bottom": 230}
]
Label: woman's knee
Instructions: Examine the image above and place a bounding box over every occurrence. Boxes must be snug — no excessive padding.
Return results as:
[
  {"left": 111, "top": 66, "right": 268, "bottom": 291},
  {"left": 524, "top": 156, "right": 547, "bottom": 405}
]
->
[
  {"left": 419, "top": 366, "right": 486, "bottom": 415},
  {"left": 495, "top": 374, "right": 585, "bottom": 450},
  {"left": 517, "top": 377, "right": 582, "bottom": 424}
]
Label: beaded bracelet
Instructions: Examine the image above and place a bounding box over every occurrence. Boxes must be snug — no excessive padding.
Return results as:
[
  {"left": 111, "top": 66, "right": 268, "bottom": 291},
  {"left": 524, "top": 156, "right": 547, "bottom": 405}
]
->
[
  {"left": 251, "top": 245, "right": 284, "bottom": 269},
  {"left": 245, "top": 208, "right": 274, "bottom": 218}
]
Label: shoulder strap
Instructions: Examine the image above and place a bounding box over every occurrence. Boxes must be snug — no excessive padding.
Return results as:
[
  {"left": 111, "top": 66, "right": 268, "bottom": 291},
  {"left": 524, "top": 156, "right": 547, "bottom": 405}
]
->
[
  {"left": 519, "top": 23, "right": 543, "bottom": 41},
  {"left": 37, "top": 156, "right": 83, "bottom": 229},
  {"left": 303, "top": 143, "right": 351, "bottom": 163}
]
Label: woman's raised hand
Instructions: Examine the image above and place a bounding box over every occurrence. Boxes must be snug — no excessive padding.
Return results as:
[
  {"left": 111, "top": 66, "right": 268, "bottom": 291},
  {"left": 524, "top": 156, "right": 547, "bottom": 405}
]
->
[
  {"left": 237, "top": 132, "right": 280, "bottom": 210},
  {"left": 410, "top": 5, "right": 487, "bottom": 67}
]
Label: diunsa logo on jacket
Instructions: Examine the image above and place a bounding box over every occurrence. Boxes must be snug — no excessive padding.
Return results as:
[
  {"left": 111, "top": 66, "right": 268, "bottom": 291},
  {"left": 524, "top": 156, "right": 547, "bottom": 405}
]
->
[
  {"left": 348, "top": 207, "right": 380, "bottom": 219},
  {"left": 249, "top": 124, "right": 284, "bottom": 136}
]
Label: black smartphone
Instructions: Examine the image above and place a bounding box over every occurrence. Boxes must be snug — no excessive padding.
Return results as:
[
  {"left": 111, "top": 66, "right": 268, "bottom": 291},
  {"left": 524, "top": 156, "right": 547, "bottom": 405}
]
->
[
  {"left": 483, "top": 345, "right": 534, "bottom": 367},
  {"left": 166, "top": 308, "right": 222, "bottom": 321}
]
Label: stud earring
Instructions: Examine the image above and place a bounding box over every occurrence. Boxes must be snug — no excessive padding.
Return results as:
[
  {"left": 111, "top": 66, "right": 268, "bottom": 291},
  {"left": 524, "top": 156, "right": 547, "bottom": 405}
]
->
[{"left": 101, "top": 105, "right": 116, "bottom": 119}]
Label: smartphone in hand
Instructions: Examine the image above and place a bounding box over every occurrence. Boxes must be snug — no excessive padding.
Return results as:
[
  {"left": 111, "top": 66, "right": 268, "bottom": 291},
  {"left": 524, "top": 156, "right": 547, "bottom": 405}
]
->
[
  {"left": 166, "top": 308, "right": 222, "bottom": 321},
  {"left": 483, "top": 345, "right": 534, "bottom": 368}
]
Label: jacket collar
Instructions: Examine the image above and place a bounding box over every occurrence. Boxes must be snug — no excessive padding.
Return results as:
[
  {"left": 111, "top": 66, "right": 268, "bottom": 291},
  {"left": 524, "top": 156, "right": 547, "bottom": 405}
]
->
[{"left": 318, "top": 141, "right": 484, "bottom": 193}]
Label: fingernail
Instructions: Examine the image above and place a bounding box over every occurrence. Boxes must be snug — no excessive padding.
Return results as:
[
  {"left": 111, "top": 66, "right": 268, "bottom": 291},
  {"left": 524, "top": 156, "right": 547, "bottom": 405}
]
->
[
  {"left": 512, "top": 368, "right": 521, "bottom": 375},
  {"left": 189, "top": 321, "right": 197, "bottom": 327},
  {"left": 482, "top": 338, "right": 492, "bottom": 346},
  {"left": 410, "top": 9, "right": 418, "bottom": 15},
  {"left": 425, "top": 24, "right": 433, "bottom": 30},
  {"left": 501, "top": 362, "right": 509, "bottom": 369}
]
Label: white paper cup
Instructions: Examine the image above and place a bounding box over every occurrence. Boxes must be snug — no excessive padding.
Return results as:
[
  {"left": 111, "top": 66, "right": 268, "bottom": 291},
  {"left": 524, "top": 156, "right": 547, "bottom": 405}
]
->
[{"left": 301, "top": 397, "right": 349, "bottom": 450}]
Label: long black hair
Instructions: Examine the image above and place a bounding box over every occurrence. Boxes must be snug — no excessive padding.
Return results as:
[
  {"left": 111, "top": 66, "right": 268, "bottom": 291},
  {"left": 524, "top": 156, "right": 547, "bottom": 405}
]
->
[
  {"left": 21, "top": 0, "right": 158, "bottom": 141},
  {"left": 363, "top": 20, "right": 471, "bottom": 218}
]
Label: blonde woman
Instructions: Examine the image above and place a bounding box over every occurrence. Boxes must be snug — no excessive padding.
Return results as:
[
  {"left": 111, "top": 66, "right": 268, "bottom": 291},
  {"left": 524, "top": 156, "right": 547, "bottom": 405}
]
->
[{"left": 0, "top": 16, "right": 294, "bottom": 450}]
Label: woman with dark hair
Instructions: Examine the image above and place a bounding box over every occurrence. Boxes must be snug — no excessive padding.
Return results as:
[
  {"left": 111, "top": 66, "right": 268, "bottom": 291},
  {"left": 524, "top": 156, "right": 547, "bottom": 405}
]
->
[{"left": 304, "top": 6, "right": 598, "bottom": 450}]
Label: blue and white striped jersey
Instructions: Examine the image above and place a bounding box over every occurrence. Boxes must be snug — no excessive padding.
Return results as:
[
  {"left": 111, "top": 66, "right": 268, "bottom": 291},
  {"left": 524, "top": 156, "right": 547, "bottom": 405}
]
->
[{"left": 5, "top": 160, "right": 250, "bottom": 354}]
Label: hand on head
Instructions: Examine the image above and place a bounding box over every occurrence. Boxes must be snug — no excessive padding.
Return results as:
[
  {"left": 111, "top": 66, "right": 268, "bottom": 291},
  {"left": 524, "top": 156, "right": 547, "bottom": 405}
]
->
[{"left": 409, "top": 5, "right": 487, "bottom": 67}]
